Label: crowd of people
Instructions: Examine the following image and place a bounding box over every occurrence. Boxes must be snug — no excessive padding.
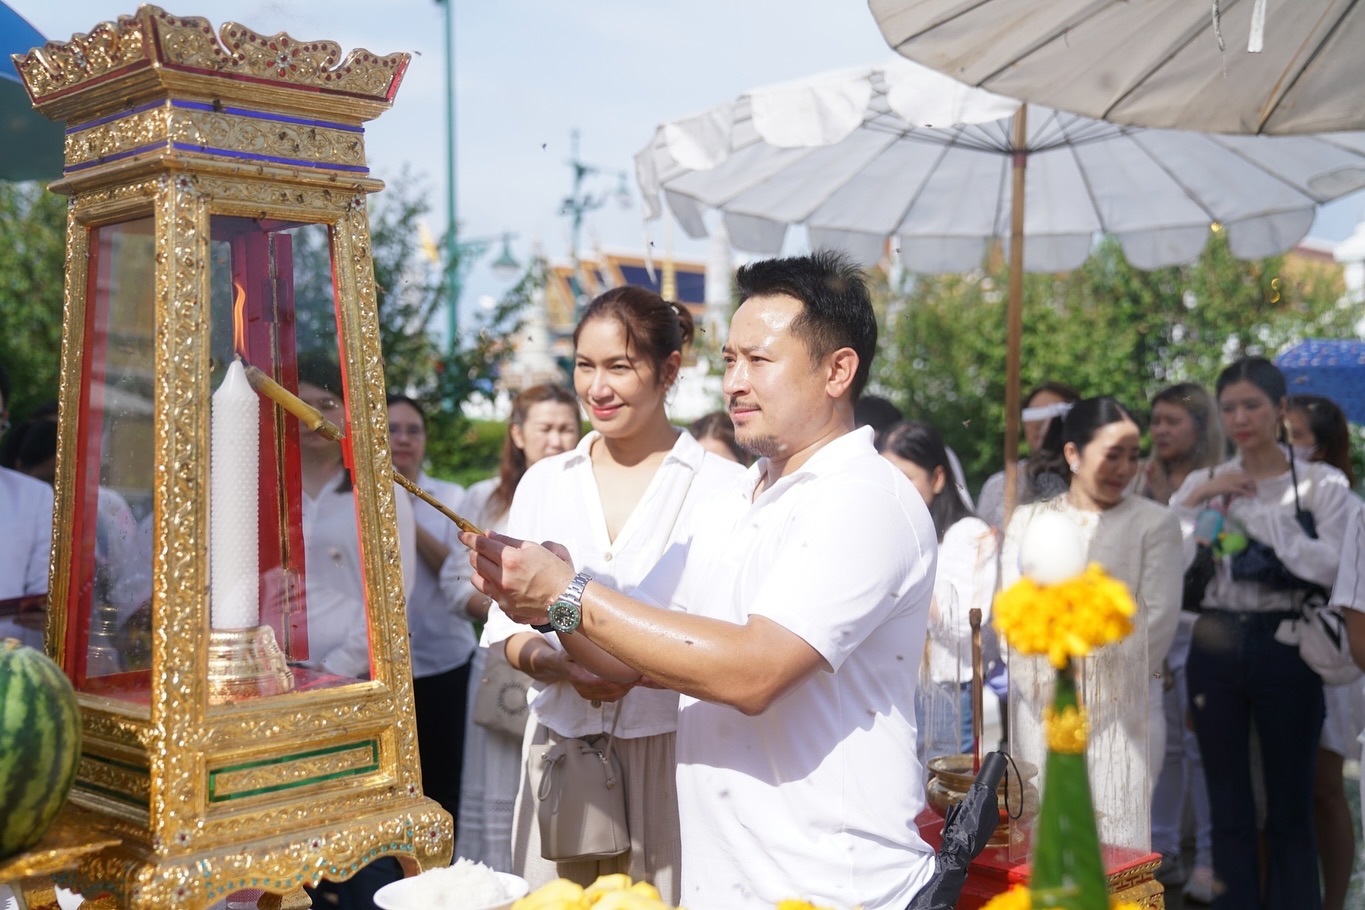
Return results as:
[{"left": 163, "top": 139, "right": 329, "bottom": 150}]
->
[{"left": 2, "top": 248, "right": 1363, "bottom": 910}]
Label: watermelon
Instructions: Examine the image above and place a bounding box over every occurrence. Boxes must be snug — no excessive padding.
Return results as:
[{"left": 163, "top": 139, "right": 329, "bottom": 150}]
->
[{"left": 0, "top": 637, "right": 82, "bottom": 860}]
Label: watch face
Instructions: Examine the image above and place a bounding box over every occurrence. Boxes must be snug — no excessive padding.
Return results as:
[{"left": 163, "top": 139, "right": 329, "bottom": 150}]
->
[{"left": 549, "top": 599, "right": 580, "bottom": 633}]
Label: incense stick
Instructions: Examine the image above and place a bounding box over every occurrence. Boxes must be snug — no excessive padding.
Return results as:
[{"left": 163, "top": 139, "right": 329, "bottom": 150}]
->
[{"left": 242, "top": 360, "right": 485, "bottom": 535}]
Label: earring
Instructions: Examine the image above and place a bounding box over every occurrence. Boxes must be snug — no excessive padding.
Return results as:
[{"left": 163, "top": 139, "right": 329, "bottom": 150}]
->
[{"left": 1069, "top": 462, "right": 1080, "bottom": 471}]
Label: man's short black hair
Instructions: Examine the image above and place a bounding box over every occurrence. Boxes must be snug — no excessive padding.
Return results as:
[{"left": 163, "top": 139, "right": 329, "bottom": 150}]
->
[{"left": 735, "top": 250, "right": 877, "bottom": 400}]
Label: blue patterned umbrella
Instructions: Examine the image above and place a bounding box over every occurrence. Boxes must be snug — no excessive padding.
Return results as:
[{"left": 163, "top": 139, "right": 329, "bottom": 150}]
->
[
  {"left": 1, "top": 2, "right": 62, "bottom": 181},
  {"left": 1276, "top": 339, "right": 1365, "bottom": 425}
]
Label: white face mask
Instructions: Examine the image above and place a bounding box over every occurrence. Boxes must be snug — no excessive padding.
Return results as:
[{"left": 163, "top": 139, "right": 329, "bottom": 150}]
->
[{"left": 1291, "top": 444, "right": 1317, "bottom": 462}]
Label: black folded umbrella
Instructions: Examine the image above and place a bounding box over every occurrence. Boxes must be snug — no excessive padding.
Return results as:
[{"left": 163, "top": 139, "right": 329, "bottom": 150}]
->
[{"left": 906, "top": 751, "right": 1009, "bottom": 910}]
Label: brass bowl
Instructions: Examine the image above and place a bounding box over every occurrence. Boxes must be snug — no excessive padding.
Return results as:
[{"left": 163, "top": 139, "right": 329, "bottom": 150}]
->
[{"left": 924, "top": 753, "right": 1037, "bottom": 847}]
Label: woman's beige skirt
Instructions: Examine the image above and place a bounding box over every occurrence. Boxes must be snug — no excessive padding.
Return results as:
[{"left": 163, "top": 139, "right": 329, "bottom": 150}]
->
[{"left": 511, "top": 722, "right": 680, "bottom": 904}]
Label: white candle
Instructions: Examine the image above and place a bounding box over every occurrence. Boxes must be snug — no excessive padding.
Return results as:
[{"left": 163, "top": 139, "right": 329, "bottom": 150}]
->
[{"left": 210, "top": 359, "right": 261, "bottom": 629}]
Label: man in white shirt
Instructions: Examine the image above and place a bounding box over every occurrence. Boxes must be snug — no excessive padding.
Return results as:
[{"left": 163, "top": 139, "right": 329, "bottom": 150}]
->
[
  {"left": 0, "top": 364, "right": 54, "bottom": 649},
  {"left": 1333, "top": 505, "right": 1365, "bottom": 849},
  {"left": 461, "top": 252, "right": 938, "bottom": 910},
  {"left": 1339, "top": 506, "right": 1365, "bottom": 671}
]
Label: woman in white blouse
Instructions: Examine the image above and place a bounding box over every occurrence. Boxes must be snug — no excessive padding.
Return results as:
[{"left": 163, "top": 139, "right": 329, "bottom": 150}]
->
[
  {"left": 482, "top": 287, "right": 745, "bottom": 899},
  {"left": 1173, "top": 358, "right": 1355, "bottom": 910},
  {"left": 878, "top": 419, "right": 997, "bottom": 760},
  {"left": 1002, "top": 396, "right": 1183, "bottom": 853},
  {"left": 441, "top": 383, "right": 580, "bottom": 872}
]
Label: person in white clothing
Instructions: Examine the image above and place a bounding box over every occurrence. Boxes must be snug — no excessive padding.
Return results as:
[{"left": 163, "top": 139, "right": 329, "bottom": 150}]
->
[
  {"left": 878, "top": 418, "right": 997, "bottom": 760},
  {"left": 1340, "top": 507, "right": 1365, "bottom": 670},
  {"left": 464, "top": 252, "right": 938, "bottom": 910},
  {"left": 387, "top": 394, "right": 475, "bottom": 826},
  {"left": 1138, "top": 382, "right": 1223, "bottom": 902},
  {"left": 481, "top": 287, "right": 744, "bottom": 900},
  {"left": 976, "top": 381, "right": 1080, "bottom": 531},
  {"left": 1173, "top": 357, "right": 1355, "bottom": 910},
  {"left": 1002, "top": 397, "right": 1183, "bottom": 855},
  {"left": 441, "top": 383, "right": 580, "bottom": 872},
  {"left": 1332, "top": 506, "right": 1365, "bottom": 854},
  {"left": 1285, "top": 393, "right": 1361, "bottom": 910},
  {"left": 293, "top": 360, "right": 416, "bottom": 679},
  {"left": 855, "top": 394, "right": 974, "bottom": 509},
  {"left": 0, "top": 366, "right": 54, "bottom": 649}
]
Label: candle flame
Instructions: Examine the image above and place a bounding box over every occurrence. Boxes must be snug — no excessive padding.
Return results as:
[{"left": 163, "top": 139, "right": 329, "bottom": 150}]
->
[{"left": 233, "top": 280, "right": 248, "bottom": 355}]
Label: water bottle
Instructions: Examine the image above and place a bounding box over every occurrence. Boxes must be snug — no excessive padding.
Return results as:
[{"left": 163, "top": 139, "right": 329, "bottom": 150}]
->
[{"left": 1193, "top": 507, "right": 1224, "bottom": 546}]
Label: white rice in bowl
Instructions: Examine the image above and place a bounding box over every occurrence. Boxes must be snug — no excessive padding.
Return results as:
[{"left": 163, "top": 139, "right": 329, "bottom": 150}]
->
[{"left": 379, "top": 858, "right": 509, "bottom": 910}]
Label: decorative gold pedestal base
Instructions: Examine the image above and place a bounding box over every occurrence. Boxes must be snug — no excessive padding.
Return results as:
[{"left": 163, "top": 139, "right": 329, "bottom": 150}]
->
[{"left": 207, "top": 625, "right": 294, "bottom": 704}]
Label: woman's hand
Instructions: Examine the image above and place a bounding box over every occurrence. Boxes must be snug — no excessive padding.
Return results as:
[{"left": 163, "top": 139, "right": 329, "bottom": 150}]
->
[
  {"left": 564, "top": 658, "right": 634, "bottom": 703},
  {"left": 1144, "top": 460, "right": 1174, "bottom": 504},
  {"left": 1185, "top": 470, "right": 1256, "bottom": 507}
]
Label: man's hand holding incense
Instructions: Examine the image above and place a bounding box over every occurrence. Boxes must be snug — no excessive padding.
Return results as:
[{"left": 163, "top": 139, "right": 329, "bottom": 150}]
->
[{"left": 459, "top": 530, "right": 575, "bottom": 627}]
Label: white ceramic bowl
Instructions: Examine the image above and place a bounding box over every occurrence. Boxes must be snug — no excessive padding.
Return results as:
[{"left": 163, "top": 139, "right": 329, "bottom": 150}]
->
[{"left": 373, "top": 870, "right": 529, "bottom": 910}]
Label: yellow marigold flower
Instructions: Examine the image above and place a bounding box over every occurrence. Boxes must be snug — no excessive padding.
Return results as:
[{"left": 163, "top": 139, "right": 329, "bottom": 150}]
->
[
  {"left": 1044, "top": 703, "right": 1090, "bottom": 754},
  {"left": 978, "top": 884, "right": 1031, "bottom": 910},
  {"left": 992, "top": 564, "right": 1136, "bottom": 668}
]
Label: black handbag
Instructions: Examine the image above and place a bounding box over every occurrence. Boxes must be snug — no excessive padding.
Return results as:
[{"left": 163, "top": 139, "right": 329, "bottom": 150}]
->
[
  {"left": 1182, "top": 543, "right": 1216, "bottom": 613},
  {"left": 1229, "top": 456, "right": 1327, "bottom": 597}
]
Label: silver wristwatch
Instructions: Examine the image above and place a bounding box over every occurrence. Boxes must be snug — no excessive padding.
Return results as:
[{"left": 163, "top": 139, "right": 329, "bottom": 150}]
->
[{"left": 548, "top": 571, "right": 592, "bottom": 635}]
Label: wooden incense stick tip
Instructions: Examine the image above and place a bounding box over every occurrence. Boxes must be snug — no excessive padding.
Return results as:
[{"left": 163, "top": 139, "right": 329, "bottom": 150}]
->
[
  {"left": 391, "top": 470, "right": 485, "bottom": 536},
  {"left": 240, "top": 361, "right": 345, "bottom": 441}
]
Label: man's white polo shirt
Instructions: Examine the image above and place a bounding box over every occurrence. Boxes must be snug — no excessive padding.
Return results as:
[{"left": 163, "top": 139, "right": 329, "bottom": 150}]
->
[{"left": 635, "top": 427, "right": 938, "bottom": 910}]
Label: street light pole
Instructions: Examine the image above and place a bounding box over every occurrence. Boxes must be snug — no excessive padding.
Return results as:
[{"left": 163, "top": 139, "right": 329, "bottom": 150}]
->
[
  {"left": 440, "top": 0, "right": 459, "bottom": 356},
  {"left": 561, "top": 129, "right": 630, "bottom": 317}
]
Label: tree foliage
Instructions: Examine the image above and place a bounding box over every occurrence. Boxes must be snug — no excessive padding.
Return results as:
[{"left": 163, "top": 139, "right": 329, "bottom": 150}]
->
[
  {"left": 874, "top": 233, "right": 1354, "bottom": 492},
  {"left": 283, "top": 170, "right": 526, "bottom": 479},
  {"left": 0, "top": 183, "right": 66, "bottom": 418}
]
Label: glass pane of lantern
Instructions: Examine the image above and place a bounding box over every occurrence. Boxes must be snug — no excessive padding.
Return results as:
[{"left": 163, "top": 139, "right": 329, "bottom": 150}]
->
[
  {"left": 918, "top": 587, "right": 970, "bottom": 764},
  {"left": 1007, "top": 604, "right": 1151, "bottom": 866},
  {"left": 73, "top": 217, "right": 157, "bottom": 696},
  {"left": 208, "top": 215, "right": 372, "bottom": 695}
]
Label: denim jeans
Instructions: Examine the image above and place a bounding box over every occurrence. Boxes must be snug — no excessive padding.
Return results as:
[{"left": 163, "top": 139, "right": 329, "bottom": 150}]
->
[
  {"left": 1187, "top": 609, "right": 1324, "bottom": 910},
  {"left": 916, "top": 680, "right": 974, "bottom": 761}
]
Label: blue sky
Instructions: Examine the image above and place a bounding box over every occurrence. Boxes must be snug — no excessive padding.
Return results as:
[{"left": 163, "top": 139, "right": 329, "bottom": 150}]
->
[{"left": 16, "top": 1, "right": 1365, "bottom": 336}]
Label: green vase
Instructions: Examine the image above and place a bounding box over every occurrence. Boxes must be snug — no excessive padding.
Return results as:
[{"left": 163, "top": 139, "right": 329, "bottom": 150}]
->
[{"left": 1029, "top": 661, "right": 1108, "bottom": 910}]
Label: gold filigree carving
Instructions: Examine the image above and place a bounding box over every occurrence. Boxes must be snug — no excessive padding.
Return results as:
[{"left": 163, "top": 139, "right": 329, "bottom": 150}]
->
[
  {"left": 209, "top": 742, "right": 379, "bottom": 800},
  {"left": 169, "top": 109, "right": 366, "bottom": 167},
  {"left": 67, "top": 808, "right": 451, "bottom": 909},
  {"left": 192, "top": 173, "right": 359, "bottom": 219},
  {"left": 78, "top": 754, "right": 151, "bottom": 804},
  {"left": 66, "top": 180, "right": 160, "bottom": 218},
  {"left": 17, "top": 7, "right": 406, "bottom": 112},
  {"left": 77, "top": 704, "right": 151, "bottom": 749},
  {"left": 330, "top": 201, "right": 423, "bottom": 790},
  {"left": 148, "top": 171, "right": 212, "bottom": 856},
  {"left": 65, "top": 105, "right": 368, "bottom": 172},
  {"left": 17, "top": 13, "right": 149, "bottom": 99},
  {"left": 199, "top": 691, "right": 395, "bottom": 751},
  {"left": 218, "top": 23, "right": 404, "bottom": 99}
]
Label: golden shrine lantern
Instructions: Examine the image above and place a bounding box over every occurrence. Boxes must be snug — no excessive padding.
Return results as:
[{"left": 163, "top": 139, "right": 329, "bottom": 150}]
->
[{"left": 10, "top": 7, "right": 452, "bottom": 907}]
